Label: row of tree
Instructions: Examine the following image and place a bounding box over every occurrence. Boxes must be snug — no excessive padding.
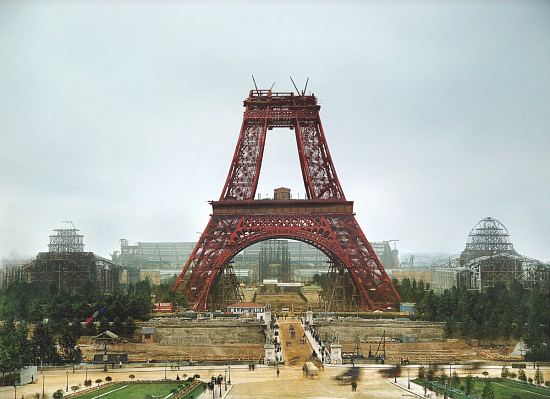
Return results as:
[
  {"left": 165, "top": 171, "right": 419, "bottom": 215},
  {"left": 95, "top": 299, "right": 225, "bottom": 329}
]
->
[
  {"left": 0, "top": 320, "right": 81, "bottom": 382},
  {"left": 393, "top": 278, "right": 550, "bottom": 361},
  {"left": 0, "top": 279, "right": 153, "bottom": 325}
]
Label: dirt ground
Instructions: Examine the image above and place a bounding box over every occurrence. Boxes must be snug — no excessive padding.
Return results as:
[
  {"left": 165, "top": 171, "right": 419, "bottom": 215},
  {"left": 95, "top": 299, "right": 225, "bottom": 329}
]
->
[
  {"left": 278, "top": 320, "right": 313, "bottom": 366},
  {"left": 254, "top": 292, "right": 308, "bottom": 312},
  {"left": 3, "top": 363, "right": 549, "bottom": 399},
  {"left": 341, "top": 340, "right": 520, "bottom": 363}
]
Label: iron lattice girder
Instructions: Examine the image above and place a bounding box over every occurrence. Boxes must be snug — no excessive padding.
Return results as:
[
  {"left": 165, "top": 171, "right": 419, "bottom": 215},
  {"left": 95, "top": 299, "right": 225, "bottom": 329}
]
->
[
  {"left": 173, "top": 201, "right": 399, "bottom": 311},
  {"left": 221, "top": 91, "right": 344, "bottom": 201},
  {"left": 173, "top": 89, "right": 400, "bottom": 311}
]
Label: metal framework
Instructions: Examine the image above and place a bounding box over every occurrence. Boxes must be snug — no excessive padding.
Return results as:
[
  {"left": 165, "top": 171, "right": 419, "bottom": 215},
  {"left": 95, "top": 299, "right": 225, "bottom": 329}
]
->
[
  {"left": 318, "top": 261, "right": 359, "bottom": 312},
  {"left": 48, "top": 221, "right": 85, "bottom": 253},
  {"left": 461, "top": 217, "right": 515, "bottom": 263},
  {"left": 20, "top": 223, "right": 119, "bottom": 294},
  {"left": 433, "top": 217, "right": 550, "bottom": 292},
  {"left": 468, "top": 253, "right": 550, "bottom": 291},
  {"left": 208, "top": 265, "right": 244, "bottom": 311},
  {"left": 173, "top": 89, "right": 400, "bottom": 311},
  {"left": 259, "top": 240, "right": 291, "bottom": 283}
]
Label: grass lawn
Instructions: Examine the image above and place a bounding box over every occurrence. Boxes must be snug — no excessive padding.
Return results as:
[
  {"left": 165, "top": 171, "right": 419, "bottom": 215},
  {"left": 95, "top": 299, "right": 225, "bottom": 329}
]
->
[
  {"left": 478, "top": 379, "right": 550, "bottom": 399},
  {"left": 414, "top": 378, "right": 550, "bottom": 399},
  {"left": 74, "top": 382, "right": 194, "bottom": 399}
]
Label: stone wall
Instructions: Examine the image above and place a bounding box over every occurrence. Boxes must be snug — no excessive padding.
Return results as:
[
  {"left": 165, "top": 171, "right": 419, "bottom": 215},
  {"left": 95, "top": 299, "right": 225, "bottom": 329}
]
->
[
  {"left": 153, "top": 321, "right": 264, "bottom": 346},
  {"left": 315, "top": 319, "right": 445, "bottom": 342}
]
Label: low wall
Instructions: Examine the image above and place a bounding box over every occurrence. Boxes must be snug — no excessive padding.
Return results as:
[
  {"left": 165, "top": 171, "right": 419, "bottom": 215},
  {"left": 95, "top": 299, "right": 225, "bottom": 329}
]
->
[{"left": 315, "top": 319, "right": 445, "bottom": 342}]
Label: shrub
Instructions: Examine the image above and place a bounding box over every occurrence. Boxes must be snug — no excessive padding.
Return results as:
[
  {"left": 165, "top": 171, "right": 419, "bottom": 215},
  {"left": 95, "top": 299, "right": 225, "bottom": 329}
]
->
[
  {"left": 84, "top": 379, "right": 92, "bottom": 387},
  {"left": 53, "top": 390, "right": 64, "bottom": 399},
  {"left": 71, "top": 386, "right": 80, "bottom": 392},
  {"left": 518, "top": 369, "right": 527, "bottom": 383},
  {"left": 501, "top": 366, "right": 509, "bottom": 379},
  {"left": 418, "top": 366, "right": 426, "bottom": 380},
  {"left": 95, "top": 379, "right": 102, "bottom": 386},
  {"left": 105, "top": 376, "right": 112, "bottom": 382},
  {"left": 129, "top": 374, "right": 135, "bottom": 380}
]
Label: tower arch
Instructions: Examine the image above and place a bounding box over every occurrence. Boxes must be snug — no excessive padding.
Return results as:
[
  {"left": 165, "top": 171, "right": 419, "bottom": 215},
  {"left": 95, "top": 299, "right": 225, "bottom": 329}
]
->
[{"left": 172, "top": 88, "right": 400, "bottom": 311}]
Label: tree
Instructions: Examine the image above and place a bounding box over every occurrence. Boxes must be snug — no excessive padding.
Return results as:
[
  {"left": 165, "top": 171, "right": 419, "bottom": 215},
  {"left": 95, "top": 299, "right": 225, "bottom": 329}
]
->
[
  {"left": 417, "top": 366, "right": 426, "bottom": 380},
  {"left": 534, "top": 367, "right": 544, "bottom": 386},
  {"left": 464, "top": 375, "right": 474, "bottom": 396},
  {"left": 427, "top": 368, "right": 436, "bottom": 382},
  {"left": 451, "top": 371, "right": 460, "bottom": 388},
  {"left": 482, "top": 371, "right": 489, "bottom": 378},
  {"left": 105, "top": 376, "right": 112, "bottom": 382},
  {"left": 528, "top": 377, "right": 533, "bottom": 384},
  {"left": 69, "top": 319, "right": 82, "bottom": 338},
  {"left": 501, "top": 366, "right": 509, "bottom": 379},
  {"left": 129, "top": 374, "right": 135, "bottom": 380},
  {"left": 84, "top": 379, "right": 92, "bottom": 388},
  {"left": 84, "top": 322, "right": 97, "bottom": 336},
  {"left": 71, "top": 386, "right": 80, "bottom": 392},
  {"left": 0, "top": 319, "right": 29, "bottom": 375},
  {"left": 53, "top": 389, "right": 64, "bottom": 399},
  {"left": 99, "top": 317, "right": 109, "bottom": 333},
  {"left": 31, "top": 322, "right": 59, "bottom": 365},
  {"left": 481, "top": 381, "right": 495, "bottom": 399},
  {"left": 438, "top": 371, "right": 447, "bottom": 385},
  {"left": 95, "top": 379, "right": 102, "bottom": 387},
  {"left": 111, "top": 317, "right": 123, "bottom": 336},
  {"left": 59, "top": 331, "right": 81, "bottom": 367},
  {"left": 518, "top": 369, "right": 527, "bottom": 383},
  {"left": 124, "top": 317, "right": 136, "bottom": 337}
]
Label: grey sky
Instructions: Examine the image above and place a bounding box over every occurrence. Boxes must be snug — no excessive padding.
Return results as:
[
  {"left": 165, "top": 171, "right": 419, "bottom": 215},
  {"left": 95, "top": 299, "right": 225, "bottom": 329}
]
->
[{"left": 1, "top": 1, "right": 549, "bottom": 262}]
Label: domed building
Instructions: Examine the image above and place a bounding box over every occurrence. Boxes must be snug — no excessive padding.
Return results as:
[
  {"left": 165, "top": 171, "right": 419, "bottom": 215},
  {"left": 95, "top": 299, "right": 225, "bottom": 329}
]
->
[{"left": 432, "top": 217, "right": 549, "bottom": 292}]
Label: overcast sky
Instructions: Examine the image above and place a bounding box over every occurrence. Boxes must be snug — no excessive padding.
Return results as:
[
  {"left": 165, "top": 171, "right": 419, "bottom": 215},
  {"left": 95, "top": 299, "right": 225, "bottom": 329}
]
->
[{"left": 1, "top": 1, "right": 549, "bottom": 262}]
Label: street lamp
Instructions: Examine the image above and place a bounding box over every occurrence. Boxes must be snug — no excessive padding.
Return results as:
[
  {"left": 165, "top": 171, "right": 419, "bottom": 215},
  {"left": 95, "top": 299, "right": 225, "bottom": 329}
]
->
[
  {"left": 85, "top": 366, "right": 88, "bottom": 383},
  {"left": 218, "top": 374, "right": 223, "bottom": 397},
  {"left": 164, "top": 359, "right": 167, "bottom": 380},
  {"left": 408, "top": 368, "right": 411, "bottom": 389},
  {"left": 13, "top": 382, "right": 17, "bottom": 399},
  {"left": 224, "top": 370, "right": 227, "bottom": 391},
  {"left": 42, "top": 375, "right": 45, "bottom": 398},
  {"left": 210, "top": 376, "right": 216, "bottom": 399},
  {"left": 66, "top": 370, "right": 69, "bottom": 392},
  {"left": 228, "top": 365, "right": 231, "bottom": 385}
]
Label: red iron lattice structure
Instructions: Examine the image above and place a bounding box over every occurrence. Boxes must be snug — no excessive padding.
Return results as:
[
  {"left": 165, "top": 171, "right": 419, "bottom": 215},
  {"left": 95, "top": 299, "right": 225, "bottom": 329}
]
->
[{"left": 173, "top": 88, "right": 400, "bottom": 311}]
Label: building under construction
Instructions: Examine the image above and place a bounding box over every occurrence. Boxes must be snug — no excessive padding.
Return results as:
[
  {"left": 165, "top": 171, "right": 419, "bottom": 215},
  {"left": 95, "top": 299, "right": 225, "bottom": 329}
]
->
[
  {"left": 432, "top": 217, "right": 549, "bottom": 292},
  {"left": 258, "top": 240, "right": 291, "bottom": 282},
  {"left": 3, "top": 223, "right": 119, "bottom": 294},
  {"left": 111, "top": 237, "right": 399, "bottom": 286}
]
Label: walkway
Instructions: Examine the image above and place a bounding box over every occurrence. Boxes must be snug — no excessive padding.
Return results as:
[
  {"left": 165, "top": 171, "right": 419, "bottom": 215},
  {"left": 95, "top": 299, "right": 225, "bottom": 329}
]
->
[
  {"left": 302, "top": 322, "right": 330, "bottom": 363},
  {"left": 278, "top": 319, "right": 313, "bottom": 366}
]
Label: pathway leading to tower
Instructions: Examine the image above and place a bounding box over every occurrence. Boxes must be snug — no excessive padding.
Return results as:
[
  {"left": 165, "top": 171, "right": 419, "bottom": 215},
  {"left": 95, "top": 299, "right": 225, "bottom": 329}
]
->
[{"left": 278, "top": 319, "right": 313, "bottom": 366}]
